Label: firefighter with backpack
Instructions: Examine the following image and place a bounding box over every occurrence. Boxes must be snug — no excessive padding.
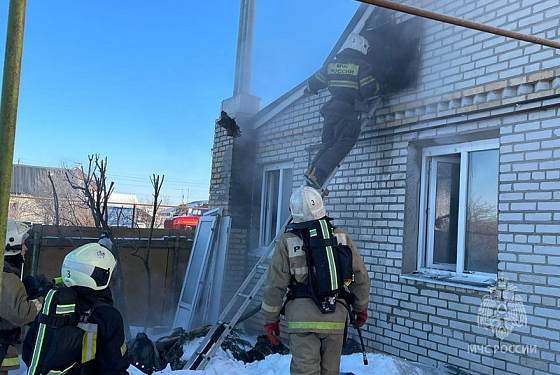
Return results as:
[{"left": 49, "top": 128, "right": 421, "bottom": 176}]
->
[
  {"left": 0, "top": 221, "right": 43, "bottom": 374},
  {"left": 261, "top": 186, "right": 370, "bottom": 375},
  {"left": 23, "top": 242, "right": 130, "bottom": 375}
]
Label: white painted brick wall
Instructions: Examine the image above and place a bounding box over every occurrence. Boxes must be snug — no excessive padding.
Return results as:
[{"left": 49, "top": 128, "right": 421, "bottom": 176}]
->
[{"left": 211, "top": 1, "right": 560, "bottom": 374}]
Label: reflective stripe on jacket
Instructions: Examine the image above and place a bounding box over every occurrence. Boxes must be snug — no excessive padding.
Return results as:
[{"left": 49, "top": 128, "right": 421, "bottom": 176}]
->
[
  {"left": 261, "top": 227, "right": 370, "bottom": 334},
  {"left": 307, "top": 49, "right": 380, "bottom": 106}
]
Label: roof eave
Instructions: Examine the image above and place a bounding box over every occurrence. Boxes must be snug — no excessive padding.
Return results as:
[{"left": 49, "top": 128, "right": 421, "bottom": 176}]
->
[{"left": 251, "top": 3, "right": 371, "bottom": 130}]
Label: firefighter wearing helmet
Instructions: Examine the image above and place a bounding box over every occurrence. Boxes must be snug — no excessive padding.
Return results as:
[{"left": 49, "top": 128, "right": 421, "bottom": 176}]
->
[
  {"left": 0, "top": 221, "right": 42, "bottom": 374},
  {"left": 304, "top": 32, "right": 381, "bottom": 189},
  {"left": 23, "top": 242, "right": 130, "bottom": 374},
  {"left": 261, "top": 186, "right": 370, "bottom": 375}
]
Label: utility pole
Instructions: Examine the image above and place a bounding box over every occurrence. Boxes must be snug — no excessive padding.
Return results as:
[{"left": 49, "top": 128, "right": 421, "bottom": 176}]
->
[{"left": 0, "top": 0, "right": 27, "bottom": 299}]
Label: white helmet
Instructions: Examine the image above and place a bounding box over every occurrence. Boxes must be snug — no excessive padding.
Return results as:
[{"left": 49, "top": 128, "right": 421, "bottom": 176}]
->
[
  {"left": 62, "top": 243, "right": 116, "bottom": 291},
  {"left": 342, "top": 33, "right": 370, "bottom": 55},
  {"left": 5, "top": 221, "right": 30, "bottom": 256},
  {"left": 289, "top": 186, "right": 326, "bottom": 223}
]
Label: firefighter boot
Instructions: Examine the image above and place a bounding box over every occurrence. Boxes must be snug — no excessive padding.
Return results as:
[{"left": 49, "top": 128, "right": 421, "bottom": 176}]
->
[{"left": 304, "top": 166, "right": 322, "bottom": 190}]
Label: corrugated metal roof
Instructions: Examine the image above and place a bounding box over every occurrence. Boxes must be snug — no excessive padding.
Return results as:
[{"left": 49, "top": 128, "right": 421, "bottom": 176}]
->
[{"left": 10, "top": 164, "right": 72, "bottom": 197}]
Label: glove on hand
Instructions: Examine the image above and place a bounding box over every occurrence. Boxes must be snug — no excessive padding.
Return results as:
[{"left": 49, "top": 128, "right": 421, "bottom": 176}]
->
[
  {"left": 264, "top": 322, "right": 280, "bottom": 345},
  {"left": 23, "top": 275, "right": 49, "bottom": 300},
  {"left": 354, "top": 310, "right": 367, "bottom": 328},
  {"left": 31, "top": 299, "right": 43, "bottom": 313}
]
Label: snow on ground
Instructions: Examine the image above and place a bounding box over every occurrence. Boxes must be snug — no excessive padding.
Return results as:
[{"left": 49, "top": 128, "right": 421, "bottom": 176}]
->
[
  {"left": 127, "top": 338, "right": 447, "bottom": 375},
  {"left": 14, "top": 336, "right": 446, "bottom": 375}
]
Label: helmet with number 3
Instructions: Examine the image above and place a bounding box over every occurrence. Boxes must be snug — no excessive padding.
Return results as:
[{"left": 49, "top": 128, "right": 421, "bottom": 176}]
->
[
  {"left": 289, "top": 186, "right": 327, "bottom": 223},
  {"left": 61, "top": 243, "right": 116, "bottom": 291}
]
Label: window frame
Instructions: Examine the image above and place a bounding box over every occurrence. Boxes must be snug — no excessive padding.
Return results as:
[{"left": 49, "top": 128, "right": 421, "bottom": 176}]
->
[
  {"left": 259, "top": 162, "right": 293, "bottom": 247},
  {"left": 417, "top": 139, "right": 499, "bottom": 280}
]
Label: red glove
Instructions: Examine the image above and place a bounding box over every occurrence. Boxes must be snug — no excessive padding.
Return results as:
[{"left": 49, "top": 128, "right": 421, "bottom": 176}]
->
[
  {"left": 264, "top": 322, "right": 280, "bottom": 345},
  {"left": 354, "top": 310, "right": 367, "bottom": 328}
]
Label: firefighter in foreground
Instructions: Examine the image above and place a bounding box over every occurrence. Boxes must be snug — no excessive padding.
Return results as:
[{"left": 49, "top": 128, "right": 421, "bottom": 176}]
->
[
  {"left": 304, "top": 32, "right": 381, "bottom": 189},
  {"left": 23, "top": 242, "right": 130, "bottom": 375},
  {"left": 261, "top": 186, "right": 370, "bottom": 375},
  {"left": 0, "top": 221, "right": 42, "bottom": 374}
]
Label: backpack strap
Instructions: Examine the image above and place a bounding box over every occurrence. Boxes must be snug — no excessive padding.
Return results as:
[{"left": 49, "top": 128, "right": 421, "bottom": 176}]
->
[
  {"left": 27, "top": 289, "right": 58, "bottom": 375},
  {"left": 38, "top": 313, "right": 76, "bottom": 328},
  {"left": 76, "top": 297, "right": 111, "bottom": 364}
]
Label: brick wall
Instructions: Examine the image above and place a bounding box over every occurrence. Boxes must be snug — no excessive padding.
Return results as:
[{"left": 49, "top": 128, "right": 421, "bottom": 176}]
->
[
  {"left": 212, "top": 1, "right": 560, "bottom": 373},
  {"left": 208, "top": 116, "right": 257, "bottom": 309}
]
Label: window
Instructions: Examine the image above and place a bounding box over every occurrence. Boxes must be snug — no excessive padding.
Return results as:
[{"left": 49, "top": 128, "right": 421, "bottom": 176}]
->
[
  {"left": 417, "top": 140, "right": 499, "bottom": 278},
  {"left": 259, "top": 163, "right": 293, "bottom": 246}
]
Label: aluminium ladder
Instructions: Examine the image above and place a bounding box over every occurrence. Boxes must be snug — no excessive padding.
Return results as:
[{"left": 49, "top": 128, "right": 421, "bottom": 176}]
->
[{"left": 184, "top": 97, "right": 382, "bottom": 371}]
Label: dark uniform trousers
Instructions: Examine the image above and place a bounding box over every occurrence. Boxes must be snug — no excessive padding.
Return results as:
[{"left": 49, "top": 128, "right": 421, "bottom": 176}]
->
[{"left": 311, "top": 112, "right": 361, "bottom": 183}]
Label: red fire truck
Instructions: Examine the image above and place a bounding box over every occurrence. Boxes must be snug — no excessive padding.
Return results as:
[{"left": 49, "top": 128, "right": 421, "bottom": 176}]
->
[{"left": 164, "top": 204, "right": 209, "bottom": 230}]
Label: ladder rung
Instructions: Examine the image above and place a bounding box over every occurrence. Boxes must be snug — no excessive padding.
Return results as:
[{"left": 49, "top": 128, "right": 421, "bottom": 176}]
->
[
  {"left": 256, "top": 265, "right": 267, "bottom": 270},
  {"left": 237, "top": 293, "right": 250, "bottom": 299}
]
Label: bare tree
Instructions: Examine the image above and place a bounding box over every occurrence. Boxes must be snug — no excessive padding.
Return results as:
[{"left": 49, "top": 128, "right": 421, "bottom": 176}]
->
[
  {"left": 8, "top": 167, "right": 92, "bottom": 226},
  {"left": 66, "top": 154, "right": 131, "bottom": 339},
  {"left": 47, "top": 172, "right": 60, "bottom": 226},
  {"left": 65, "top": 155, "right": 115, "bottom": 233},
  {"left": 131, "top": 174, "right": 164, "bottom": 329},
  {"left": 139, "top": 194, "right": 171, "bottom": 228},
  {"left": 7, "top": 196, "right": 36, "bottom": 222}
]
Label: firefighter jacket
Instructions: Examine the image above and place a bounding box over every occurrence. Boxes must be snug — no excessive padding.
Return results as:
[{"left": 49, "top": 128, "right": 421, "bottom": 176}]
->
[
  {"left": 0, "top": 262, "right": 41, "bottom": 371},
  {"left": 261, "top": 227, "right": 370, "bottom": 335},
  {"left": 307, "top": 48, "right": 380, "bottom": 117},
  {"left": 23, "top": 287, "right": 130, "bottom": 375}
]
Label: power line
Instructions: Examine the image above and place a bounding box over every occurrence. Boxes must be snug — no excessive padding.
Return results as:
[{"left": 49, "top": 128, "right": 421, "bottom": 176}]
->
[
  {"left": 12, "top": 160, "right": 210, "bottom": 187},
  {"left": 9, "top": 194, "right": 208, "bottom": 208},
  {"left": 107, "top": 172, "right": 210, "bottom": 185}
]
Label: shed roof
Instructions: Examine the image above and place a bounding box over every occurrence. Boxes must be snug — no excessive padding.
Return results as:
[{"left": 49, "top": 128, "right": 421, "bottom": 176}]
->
[{"left": 10, "top": 164, "right": 74, "bottom": 197}]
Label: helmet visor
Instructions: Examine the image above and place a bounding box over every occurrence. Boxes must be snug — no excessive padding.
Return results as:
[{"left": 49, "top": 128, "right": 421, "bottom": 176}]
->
[{"left": 62, "top": 259, "right": 95, "bottom": 277}]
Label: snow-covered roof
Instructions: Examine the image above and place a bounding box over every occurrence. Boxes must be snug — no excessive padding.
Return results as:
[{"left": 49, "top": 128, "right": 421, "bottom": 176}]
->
[{"left": 109, "top": 193, "right": 139, "bottom": 205}]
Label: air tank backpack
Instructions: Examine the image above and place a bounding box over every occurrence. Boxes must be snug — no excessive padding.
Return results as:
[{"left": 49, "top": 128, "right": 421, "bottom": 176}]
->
[
  {"left": 285, "top": 218, "right": 355, "bottom": 314},
  {"left": 24, "top": 287, "right": 101, "bottom": 375}
]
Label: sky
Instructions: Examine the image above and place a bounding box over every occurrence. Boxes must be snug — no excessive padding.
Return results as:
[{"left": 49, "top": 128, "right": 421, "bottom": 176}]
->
[{"left": 4, "top": 0, "right": 359, "bottom": 205}]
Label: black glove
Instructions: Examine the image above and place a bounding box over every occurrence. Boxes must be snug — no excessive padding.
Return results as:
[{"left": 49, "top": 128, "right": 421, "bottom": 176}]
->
[{"left": 23, "top": 274, "right": 50, "bottom": 299}]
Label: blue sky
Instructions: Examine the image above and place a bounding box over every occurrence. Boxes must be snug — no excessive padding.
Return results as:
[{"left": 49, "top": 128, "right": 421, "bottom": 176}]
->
[{"left": 6, "top": 0, "right": 358, "bottom": 204}]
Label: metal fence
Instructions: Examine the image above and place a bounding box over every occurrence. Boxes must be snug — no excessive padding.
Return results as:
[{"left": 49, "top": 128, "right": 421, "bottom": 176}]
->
[{"left": 25, "top": 225, "right": 194, "bottom": 328}]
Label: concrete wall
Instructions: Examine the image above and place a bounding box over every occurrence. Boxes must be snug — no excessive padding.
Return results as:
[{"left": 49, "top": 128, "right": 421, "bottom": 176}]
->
[{"left": 209, "top": 1, "right": 560, "bottom": 373}]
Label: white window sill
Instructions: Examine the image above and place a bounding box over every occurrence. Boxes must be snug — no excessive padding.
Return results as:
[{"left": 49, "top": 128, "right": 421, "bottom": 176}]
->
[{"left": 400, "top": 271, "right": 496, "bottom": 292}]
